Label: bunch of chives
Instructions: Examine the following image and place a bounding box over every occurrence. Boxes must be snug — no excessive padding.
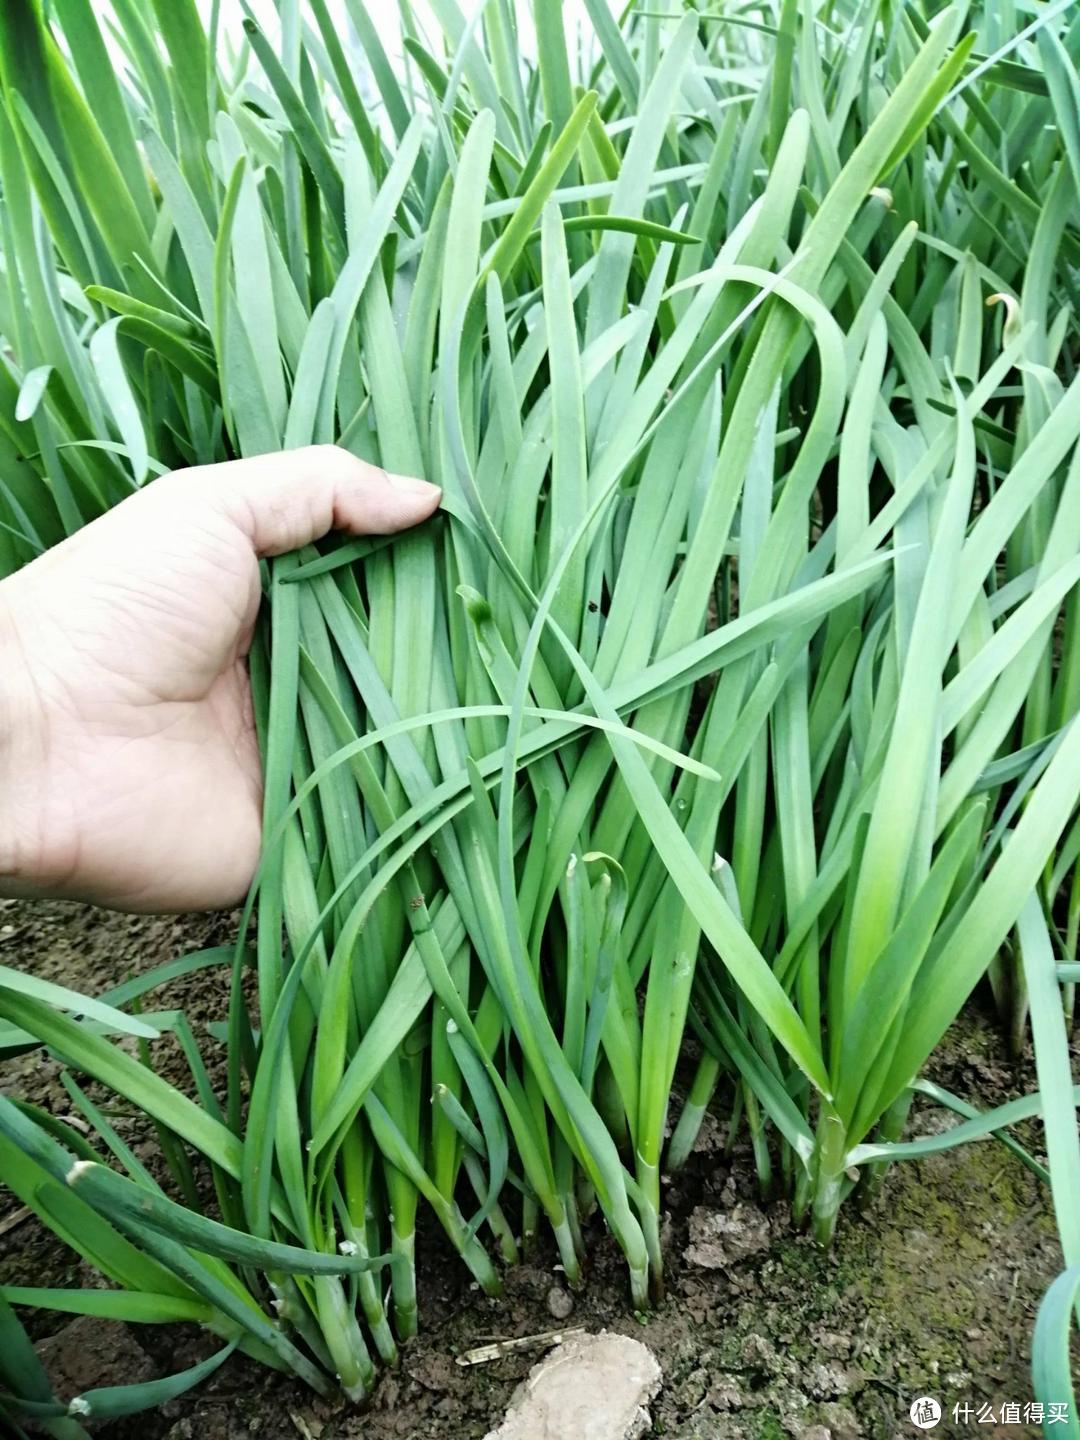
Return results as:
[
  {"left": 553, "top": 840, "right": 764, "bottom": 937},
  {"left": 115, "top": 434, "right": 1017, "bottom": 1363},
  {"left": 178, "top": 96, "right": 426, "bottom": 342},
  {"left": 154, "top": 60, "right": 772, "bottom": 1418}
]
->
[{"left": 0, "top": 0, "right": 1076, "bottom": 1418}]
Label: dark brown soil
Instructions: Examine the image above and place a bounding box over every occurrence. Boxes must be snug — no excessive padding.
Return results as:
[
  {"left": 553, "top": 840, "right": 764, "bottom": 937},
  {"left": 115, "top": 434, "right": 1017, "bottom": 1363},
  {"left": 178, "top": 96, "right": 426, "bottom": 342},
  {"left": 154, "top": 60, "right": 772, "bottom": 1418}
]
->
[{"left": 0, "top": 897, "right": 1073, "bottom": 1440}]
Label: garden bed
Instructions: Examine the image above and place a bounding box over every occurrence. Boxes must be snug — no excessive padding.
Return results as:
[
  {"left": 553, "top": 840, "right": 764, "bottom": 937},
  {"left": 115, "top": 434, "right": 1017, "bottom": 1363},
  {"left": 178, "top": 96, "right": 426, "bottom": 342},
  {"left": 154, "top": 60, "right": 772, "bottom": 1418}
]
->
[{"left": 0, "top": 897, "right": 1069, "bottom": 1439}]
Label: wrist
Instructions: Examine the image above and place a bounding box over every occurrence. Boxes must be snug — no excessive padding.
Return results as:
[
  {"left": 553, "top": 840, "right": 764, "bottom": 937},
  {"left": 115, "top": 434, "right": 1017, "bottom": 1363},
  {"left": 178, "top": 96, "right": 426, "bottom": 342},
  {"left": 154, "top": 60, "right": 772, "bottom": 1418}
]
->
[{"left": 0, "top": 578, "right": 63, "bottom": 896}]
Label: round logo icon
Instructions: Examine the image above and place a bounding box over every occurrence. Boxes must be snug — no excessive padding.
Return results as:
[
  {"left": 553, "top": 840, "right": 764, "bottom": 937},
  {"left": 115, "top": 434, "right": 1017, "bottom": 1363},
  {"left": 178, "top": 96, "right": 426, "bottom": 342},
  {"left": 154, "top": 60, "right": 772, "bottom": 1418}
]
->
[{"left": 909, "top": 1397, "right": 942, "bottom": 1429}]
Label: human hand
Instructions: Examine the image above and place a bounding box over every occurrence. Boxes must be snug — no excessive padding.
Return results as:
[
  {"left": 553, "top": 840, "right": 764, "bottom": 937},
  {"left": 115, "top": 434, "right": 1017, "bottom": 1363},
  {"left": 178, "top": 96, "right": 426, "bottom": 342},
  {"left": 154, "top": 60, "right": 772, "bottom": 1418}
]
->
[{"left": 0, "top": 446, "right": 440, "bottom": 912}]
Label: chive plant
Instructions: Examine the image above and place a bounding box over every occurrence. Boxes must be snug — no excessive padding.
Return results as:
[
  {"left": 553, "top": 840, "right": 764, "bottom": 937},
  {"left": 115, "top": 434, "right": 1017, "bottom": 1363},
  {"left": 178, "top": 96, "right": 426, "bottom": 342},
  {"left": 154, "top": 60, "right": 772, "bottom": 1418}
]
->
[{"left": 0, "top": 0, "right": 1078, "bottom": 1418}]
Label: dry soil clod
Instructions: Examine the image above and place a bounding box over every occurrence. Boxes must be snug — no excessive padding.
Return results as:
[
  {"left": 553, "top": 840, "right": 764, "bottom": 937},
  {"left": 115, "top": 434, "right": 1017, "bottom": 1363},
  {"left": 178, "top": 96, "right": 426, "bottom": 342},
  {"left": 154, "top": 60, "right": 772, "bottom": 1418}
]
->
[{"left": 483, "top": 1329, "right": 662, "bottom": 1440}]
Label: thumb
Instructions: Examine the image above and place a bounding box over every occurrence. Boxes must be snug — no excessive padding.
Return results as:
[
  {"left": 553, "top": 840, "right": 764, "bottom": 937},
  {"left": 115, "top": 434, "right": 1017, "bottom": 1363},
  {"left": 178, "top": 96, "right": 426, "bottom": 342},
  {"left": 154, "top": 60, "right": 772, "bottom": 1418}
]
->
[{"left": 175, "top": 445, "right": 441, "bottom": 557}]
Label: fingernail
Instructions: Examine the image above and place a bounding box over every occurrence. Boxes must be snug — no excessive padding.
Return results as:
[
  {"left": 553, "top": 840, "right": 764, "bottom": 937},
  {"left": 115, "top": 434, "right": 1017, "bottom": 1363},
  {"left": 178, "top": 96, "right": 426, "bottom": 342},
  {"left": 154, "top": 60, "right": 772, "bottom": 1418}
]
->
[{"left": 388, "top": 471, "right": 440, "bottom": 496}]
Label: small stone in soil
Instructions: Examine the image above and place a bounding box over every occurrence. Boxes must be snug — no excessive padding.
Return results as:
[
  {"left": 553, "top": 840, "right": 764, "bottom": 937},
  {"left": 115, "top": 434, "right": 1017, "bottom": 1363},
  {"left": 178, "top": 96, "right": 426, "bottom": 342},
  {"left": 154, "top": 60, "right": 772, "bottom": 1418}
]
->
[
  {"left": 484, "top": 1329, "right": 662, "bottom": 1440},
  {"left": 547, "top": 1283, "right": 574, "bottom": 1320}
]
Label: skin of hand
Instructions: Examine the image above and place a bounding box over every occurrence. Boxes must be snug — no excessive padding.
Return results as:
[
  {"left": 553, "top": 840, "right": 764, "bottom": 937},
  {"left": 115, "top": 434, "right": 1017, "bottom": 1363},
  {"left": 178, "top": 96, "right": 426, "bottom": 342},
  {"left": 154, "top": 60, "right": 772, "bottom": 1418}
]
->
[{"left": 0, "top": 446, "right": 440, "bottom": 913}]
